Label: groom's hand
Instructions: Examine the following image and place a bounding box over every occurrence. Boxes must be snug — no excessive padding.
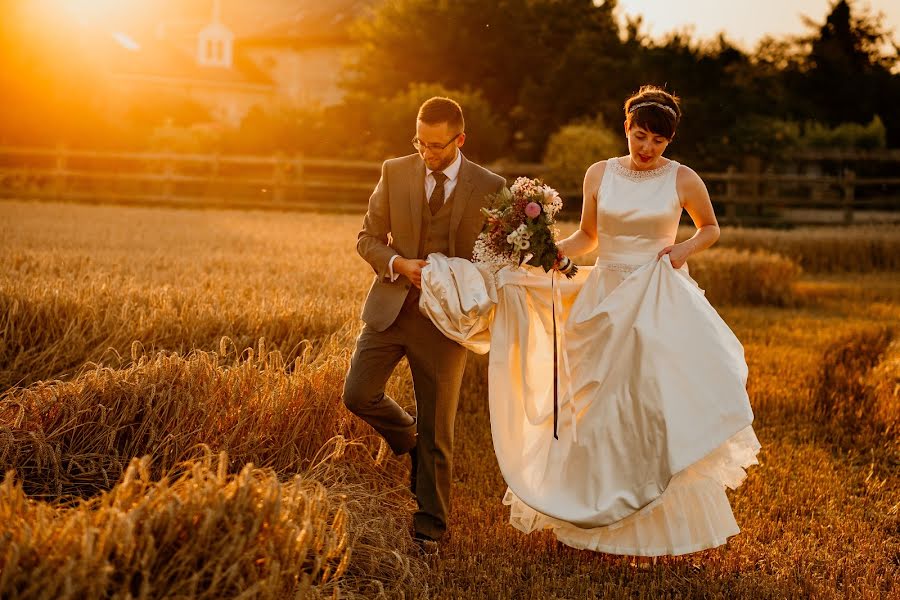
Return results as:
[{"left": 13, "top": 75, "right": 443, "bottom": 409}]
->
[{"left": 395, "top": 257, "right": 428, "bottom": 288}]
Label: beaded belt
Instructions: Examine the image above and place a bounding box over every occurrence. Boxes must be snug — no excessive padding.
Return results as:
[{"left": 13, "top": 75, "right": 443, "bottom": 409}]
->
[{"left": 595, "top": 259, "right": 643, "bottom": 273}]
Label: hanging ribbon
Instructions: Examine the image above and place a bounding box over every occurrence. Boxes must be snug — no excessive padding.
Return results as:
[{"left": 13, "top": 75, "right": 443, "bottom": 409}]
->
[
  {"left": 552, "top": 272, "right": 559, "bottom": 440},
  {"left": 551, "top": 270, "right": 578, "bottom": 443}
]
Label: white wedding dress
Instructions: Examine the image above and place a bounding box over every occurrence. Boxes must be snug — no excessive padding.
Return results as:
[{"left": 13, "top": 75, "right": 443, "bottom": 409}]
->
[{"left": 419, "top": 158, "right": 761, "bottom": 556}]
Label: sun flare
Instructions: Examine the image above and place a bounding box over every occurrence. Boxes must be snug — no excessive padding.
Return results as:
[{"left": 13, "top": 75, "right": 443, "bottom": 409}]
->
[{"left": 50, "top": 0, "right": 125, "bottom": 25}]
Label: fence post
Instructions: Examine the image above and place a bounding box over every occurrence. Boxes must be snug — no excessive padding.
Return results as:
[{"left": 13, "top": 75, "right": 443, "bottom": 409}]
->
[
  {"left": 273, "top": 154, "right": 286, "bottom": 203},
  {"left": 54, "top": 144, "right": 68, "bottom": 200},
  {"left": 162, "top": 154, "right": 175, "bottom": 201},
  {"left": 746, "top": 157, "right": 762, "bottom": 217},
  {"left": 294, "top": 155, "right": 305, "bottom": 204},
  {"left": 842, "top": 169, "right": 855, "bottom": 225},
  {"left": 209, "top": 153, "right": 220, "bottom": 201},
  {"left": 725, "top": 165, "right": 737, "bottom": 225}
]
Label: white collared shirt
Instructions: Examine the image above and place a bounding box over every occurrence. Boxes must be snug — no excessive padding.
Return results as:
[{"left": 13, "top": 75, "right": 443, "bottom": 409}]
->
[
  {"left": 425, "top": 149, "right": 462, "bottom": 203},
  {"left": 388, "top": 151, "right": 463, "bottom": 281}
]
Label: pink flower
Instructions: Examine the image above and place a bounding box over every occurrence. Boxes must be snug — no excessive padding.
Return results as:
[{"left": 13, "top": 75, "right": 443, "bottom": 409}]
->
[{"left": 525, "top": 202, "right": 542, "bottom": 218}]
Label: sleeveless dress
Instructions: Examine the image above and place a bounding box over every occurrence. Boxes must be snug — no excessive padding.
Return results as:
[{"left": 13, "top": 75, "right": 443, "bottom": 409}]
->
[{"left": 418, "top": 158, "right": 761, "bottom": 556}]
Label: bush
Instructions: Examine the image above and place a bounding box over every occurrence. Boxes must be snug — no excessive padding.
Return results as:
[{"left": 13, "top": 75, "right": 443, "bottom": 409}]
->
[
  {"left": 801, "top": 116, "right": 887, "bottom": 150},
  {"left": 542, "top": 120, "right": 621, "bottom": 193},
  {"left": 332, "top": 83, "right": 510, "bottom": 163}
]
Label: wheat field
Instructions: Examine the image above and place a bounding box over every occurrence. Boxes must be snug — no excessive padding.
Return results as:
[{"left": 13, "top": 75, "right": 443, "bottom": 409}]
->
[{"left": 1, "top": 200, "right": 898, "bottom": 599}]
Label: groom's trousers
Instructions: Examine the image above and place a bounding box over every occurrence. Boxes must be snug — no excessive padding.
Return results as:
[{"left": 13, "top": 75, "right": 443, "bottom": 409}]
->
[{"left": 343, "top": 291, "right": 468, "bottom": 540}]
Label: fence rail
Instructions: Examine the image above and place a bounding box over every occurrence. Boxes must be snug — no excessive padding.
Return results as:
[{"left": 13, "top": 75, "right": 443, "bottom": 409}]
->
[{"left": 1, "top": 146, "right": 898, "bottom": 225}]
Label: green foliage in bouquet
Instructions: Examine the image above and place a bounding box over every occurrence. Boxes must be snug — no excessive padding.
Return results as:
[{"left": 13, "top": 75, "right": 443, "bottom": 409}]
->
[{"left": 474, "top": 177, "right": 576, "bottom": 277}]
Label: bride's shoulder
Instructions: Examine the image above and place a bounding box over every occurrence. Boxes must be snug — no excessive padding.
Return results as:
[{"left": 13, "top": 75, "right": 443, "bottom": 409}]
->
[
  {"left": 675, "top": 163, "right": 701, "bottom": 181},
  {"left": 584, "top": 159, "right": 612, "bottom": 182},
  {"left": 675, "top": 163, "right": 705, "bottom": 188}
]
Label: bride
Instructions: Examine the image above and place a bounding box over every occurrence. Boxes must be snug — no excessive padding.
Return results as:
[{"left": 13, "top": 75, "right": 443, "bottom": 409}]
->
[{"left": 420, "top": 85, "right": 761, "bottom": 556}]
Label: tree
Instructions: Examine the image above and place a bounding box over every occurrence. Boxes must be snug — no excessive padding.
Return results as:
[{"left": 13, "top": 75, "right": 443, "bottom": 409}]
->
[
  {"left": 345, "top": 0, "right": 629, "bottom": 160},
  {"left": 328, "top": 83, "right": 509, "bottom": 162},
  {"left": 792, "top": 0, "right": 900, "bottom": 144}
]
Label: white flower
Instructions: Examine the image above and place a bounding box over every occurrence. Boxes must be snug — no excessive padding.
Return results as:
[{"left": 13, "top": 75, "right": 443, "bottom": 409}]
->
[{"left": 506, "top": 224, "right": 532, "bottom": 251}]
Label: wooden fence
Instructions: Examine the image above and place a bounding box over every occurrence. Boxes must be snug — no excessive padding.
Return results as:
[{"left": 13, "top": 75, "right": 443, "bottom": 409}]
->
[{"left": 1, "top": 146, "right": 898, "bottom": 225}]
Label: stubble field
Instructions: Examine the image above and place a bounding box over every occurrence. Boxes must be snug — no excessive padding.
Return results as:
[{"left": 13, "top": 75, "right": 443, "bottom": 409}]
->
[{"left": 0, "top": 200, "right": 898, "bottom": 599}]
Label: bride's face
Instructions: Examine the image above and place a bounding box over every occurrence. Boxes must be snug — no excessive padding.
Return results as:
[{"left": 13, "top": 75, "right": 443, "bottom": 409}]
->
[{"left": 625, "top": 124, "right": 671, "bottom": 170}]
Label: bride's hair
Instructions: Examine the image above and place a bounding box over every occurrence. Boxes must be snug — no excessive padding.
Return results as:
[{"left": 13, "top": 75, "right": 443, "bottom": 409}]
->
[{"left": 624, "top": 86, "right": 681, "bottom": 140}]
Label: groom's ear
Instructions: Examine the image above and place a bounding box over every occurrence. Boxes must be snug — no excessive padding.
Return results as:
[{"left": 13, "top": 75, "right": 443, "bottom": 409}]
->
[{"left": 456, "top": 132, "right": 466, "bottom": 148}]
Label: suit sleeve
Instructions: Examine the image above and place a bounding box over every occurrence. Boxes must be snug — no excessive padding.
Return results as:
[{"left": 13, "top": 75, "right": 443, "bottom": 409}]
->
[{"left": 357, "top": 160, "right": 400, "bottom": 281}]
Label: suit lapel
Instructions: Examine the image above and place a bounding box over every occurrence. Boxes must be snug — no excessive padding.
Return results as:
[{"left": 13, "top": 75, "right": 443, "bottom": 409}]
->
[
  {"left": 449, "top": 155, "right": 475, "bottom": 255},
  {"left": 408, "top": 157, "right": 426, "bottom": 255}
]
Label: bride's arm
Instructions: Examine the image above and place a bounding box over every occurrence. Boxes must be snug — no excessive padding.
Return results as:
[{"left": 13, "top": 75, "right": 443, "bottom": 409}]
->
[
  {"left": 658, "top": 165, "right": 720, "bottom": 268},
  {"left": 556, "top": 161, "right": 604, "bottom": 259}
]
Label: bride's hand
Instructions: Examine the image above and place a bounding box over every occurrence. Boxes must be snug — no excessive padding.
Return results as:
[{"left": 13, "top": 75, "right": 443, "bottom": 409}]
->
[
  {"left": 657, "top": 241, "right": 694, "bottom": 269},
  {"left": 552, "top": 249, "right": 567, "bottom": 271}
]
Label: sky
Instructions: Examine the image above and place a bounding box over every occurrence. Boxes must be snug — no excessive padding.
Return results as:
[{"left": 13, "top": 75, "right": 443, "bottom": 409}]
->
[{"left": 616, "top": 0, "right": 900, "bottom": 50}]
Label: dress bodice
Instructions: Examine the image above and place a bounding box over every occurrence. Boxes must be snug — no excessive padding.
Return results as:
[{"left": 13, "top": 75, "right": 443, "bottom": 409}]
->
[{"left": 597, "top": 158, "right": 682, "bottom": 264}]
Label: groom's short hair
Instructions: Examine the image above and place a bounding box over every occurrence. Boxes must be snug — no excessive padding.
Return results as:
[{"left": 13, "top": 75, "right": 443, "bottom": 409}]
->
[{"left": 417, "top": 97, "right": 465, "bottom": 132}]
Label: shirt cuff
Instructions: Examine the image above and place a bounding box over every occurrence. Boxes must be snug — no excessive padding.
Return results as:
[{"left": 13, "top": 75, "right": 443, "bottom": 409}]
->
[{"left": 387, "top": 254, "right": 400, "bottom": 282}]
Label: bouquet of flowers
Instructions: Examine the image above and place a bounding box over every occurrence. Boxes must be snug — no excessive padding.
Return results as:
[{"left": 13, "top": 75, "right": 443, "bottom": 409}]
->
[{"left": 473, "top": 177, "right": 577, "bottom": 278}]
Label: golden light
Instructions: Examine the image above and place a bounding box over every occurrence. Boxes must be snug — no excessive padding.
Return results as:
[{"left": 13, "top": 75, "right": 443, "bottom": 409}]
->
[{"left": 47, "top": 0, "right": 128, "bottom": 25}]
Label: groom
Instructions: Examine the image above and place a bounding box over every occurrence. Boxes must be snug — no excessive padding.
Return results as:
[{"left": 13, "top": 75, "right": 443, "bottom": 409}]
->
[{"left": 343, "top": 97, "right": 505, "bottom": 545}]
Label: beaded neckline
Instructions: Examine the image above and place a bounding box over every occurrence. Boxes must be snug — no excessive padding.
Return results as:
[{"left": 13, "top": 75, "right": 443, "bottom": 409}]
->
[{"left": 609, "top": 158, "right": 677, "bottom": 182}]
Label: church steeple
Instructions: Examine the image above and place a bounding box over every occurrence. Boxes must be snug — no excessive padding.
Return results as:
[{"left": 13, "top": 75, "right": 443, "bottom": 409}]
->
[{"left": 197, "top": 0, "right": 233, "bottom": 68}]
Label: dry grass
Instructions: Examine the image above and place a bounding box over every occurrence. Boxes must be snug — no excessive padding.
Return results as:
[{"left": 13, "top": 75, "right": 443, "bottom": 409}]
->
[
  {"left": 814, "top": 325, "right": 894, "bottom": 437},
  {"left": 865, "top": 338, "right": 900, "bottom": 435},
  {"left": 0, "top": 201, "right": 369, "bottom": 390},
  {"left": 1, "top": 343, "right": 380, "bottom": 500},
  {"left": 1, "top": 450, "right": 425, "bottom": 599},
  {"left": 1, "top": 200, "right": 899, "bottom": 599},
  {"left": 678, "top": 225, "right": 900, "bottom": 273},
  {"left": 687, "top": 248, "right": 802, "bottom": 306}
]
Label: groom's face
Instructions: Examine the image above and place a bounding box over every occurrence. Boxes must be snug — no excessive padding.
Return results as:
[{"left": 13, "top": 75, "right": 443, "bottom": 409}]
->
[{"left": 415, "top": 119, "right": 465, "bottom": 172}]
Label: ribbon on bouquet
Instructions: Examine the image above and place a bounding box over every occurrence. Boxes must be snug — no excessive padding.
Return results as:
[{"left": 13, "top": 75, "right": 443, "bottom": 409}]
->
[{"left": 550, "top": 271, "right": 578, "bottom": 443}]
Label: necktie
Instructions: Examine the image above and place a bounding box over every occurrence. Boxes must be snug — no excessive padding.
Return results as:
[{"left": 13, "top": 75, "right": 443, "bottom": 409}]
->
[{"left": 429, "top": 172, "right": 447, "bottom": 216}]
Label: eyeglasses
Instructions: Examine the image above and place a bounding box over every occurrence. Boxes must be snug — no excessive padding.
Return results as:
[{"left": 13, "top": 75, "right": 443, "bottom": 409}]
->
[{"left": 412, "top": 133, "right": 461, "bottom": 153}]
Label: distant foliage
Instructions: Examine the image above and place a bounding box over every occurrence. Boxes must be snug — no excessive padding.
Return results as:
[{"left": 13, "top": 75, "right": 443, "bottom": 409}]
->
[
  {"left": 799, "top": 116, "right": 887, "bottom": 150},
  {"left": 542, "top": 121, "right": 622, "bottom": 192},
  {"left": 338, "top": 83, "right": 510, "bottom": 163}
]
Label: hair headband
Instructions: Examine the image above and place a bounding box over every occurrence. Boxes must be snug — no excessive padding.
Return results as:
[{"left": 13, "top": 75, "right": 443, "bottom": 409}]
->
[{"left": 628, "top": 101, "right": 677, "bottom": 117}]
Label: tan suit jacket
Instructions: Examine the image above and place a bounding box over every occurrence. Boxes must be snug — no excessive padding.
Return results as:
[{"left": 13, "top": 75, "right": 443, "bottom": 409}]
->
[{"left": 357, "top": 153, "right": 505, "bottom": 331}]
